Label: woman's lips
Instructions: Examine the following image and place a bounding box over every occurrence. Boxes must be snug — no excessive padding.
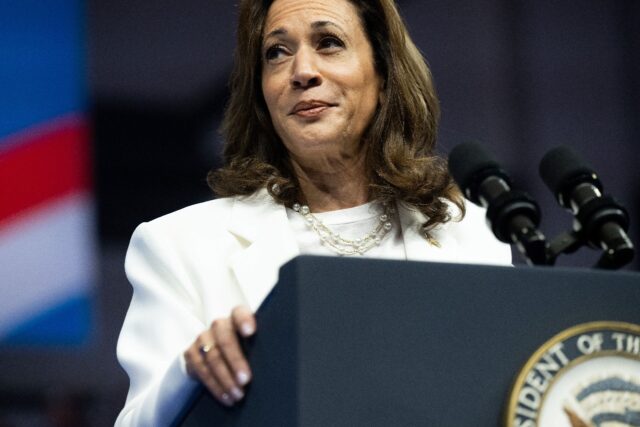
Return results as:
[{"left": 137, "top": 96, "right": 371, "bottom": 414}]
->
[
  {"left": 289, "top": 101, "right": 336, "bottom": 118},
  {"left": 293, "top": 105, "right": 331, "bottom": 118}
]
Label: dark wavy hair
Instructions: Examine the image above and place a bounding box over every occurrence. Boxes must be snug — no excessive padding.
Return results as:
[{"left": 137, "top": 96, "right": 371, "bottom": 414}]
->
[{"left": 208, "top": 0, "right": 464, "bottom": 232}]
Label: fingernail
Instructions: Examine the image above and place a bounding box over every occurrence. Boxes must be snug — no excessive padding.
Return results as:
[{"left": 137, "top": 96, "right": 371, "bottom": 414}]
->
[
  {"left": 230, "top": 387, "right": 244, "bottom": 400},
  {"left": 221, "top": 393, "right": 234, "bottom": 407},
  {"left": 241, "top": 323, "right": 255, "bottom": 336},
  {"left": 237, "top": 370, "right": 251, "bottom": 386}
]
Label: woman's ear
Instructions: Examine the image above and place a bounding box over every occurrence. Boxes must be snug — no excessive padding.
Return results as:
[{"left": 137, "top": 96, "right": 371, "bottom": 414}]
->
[{"left": 378, "top": 79, "right": 386, "bottom": 105}]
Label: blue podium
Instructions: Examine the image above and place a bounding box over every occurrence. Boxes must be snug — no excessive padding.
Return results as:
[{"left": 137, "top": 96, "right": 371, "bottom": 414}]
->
[{"left": 176, "top": 256, "right": 640, "bottom": 426}]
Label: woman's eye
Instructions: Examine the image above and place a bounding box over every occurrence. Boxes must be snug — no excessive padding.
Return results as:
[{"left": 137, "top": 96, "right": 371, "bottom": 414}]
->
[
  {"left": 318, "top": 36, "right": 344, "bottom": 50},
  {"left": 265, "top": 45, "right": 287, "bottom": 61}
]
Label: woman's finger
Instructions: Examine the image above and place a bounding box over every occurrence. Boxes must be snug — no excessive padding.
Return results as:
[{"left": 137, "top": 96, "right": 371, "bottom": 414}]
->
[
  {"left": 183, "top": 306, "right": 256, "bottom": 405},
  {"left": 211, "top": 319, "right": 250, "bottom": 398},
  {"left": 184, "top": 340, "right": 234, "bottom": 406},
  {"left": 230, "top": 306, "right": 255, "bottom": 385},
  {"left": 231, "top": 306, "right": 256, "bottom": 338},
  {"left": 207, "top": 319, "right": 246, "bottom": 401}
]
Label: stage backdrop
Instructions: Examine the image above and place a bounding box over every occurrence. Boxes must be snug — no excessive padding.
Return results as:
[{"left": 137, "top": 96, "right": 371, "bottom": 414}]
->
[{"left": 0, "top": 0, "right": 95, "bottom": 345}]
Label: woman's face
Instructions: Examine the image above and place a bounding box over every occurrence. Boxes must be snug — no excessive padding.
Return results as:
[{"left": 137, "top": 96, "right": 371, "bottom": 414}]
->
[{"left": 261, "top": 0, "right": 383, "bottom": 166}]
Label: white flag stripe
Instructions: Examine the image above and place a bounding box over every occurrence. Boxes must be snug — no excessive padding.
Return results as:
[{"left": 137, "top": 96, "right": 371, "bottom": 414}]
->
[{"left": 0, "top": 193, "right": 96, "bottom": 337}]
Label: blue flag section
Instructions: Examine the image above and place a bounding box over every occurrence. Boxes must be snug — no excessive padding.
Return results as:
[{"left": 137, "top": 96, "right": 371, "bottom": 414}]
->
[
  {"left": 0, "top": 0, "right": 86, "bottom": 139},
  {"left": 0, "top": 0, "right": 94, "bottom": 346}
]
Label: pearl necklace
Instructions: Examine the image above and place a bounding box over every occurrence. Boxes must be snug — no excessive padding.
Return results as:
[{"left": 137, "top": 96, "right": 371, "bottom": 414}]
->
[{"left": 292, "top": 201, "right": 395, "bottom": 256}]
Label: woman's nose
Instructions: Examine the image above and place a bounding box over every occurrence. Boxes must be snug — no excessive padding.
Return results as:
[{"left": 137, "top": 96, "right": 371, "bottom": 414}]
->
[{"left": 290, "top": 49, "right": 322, "bottom": 89}]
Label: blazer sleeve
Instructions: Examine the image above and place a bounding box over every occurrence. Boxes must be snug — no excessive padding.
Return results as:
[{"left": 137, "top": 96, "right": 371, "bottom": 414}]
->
[{"left": 115, "top": 222, "right": 205, "bottom": 427}]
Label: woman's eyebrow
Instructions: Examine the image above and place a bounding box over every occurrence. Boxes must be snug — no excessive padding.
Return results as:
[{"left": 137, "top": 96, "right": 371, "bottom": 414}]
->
[
  {"left": 264, "top": 28, "right": 287, "bottom": 41},
  {"left": 264, "top": 20, "right": 344, "bottom": 40},
  {"left": 311, "top": 21, "right": 344, "bottom": 32}
]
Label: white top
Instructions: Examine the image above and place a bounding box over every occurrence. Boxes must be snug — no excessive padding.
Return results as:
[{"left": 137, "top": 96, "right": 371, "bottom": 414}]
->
[{"left": 286, "top": 201, "right": 406, "bottom": 260}]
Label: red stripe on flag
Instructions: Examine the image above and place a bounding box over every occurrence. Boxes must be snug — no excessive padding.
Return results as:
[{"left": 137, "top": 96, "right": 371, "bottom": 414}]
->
[{"left": 0, "top": 120, "right": 91, "bottom": 225}]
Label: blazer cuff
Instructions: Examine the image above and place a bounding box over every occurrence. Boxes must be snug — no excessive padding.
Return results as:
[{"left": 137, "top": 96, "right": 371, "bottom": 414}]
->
[{"left": 117, "top": 354, "right": 200, "bottom": 427}]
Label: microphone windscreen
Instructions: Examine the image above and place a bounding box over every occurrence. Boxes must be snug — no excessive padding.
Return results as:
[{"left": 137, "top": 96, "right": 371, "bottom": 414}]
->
[
  {"left": 448, "top": 142, "right": 501, "bottom": 193},
  {"left": 539, "top": 146, "right": 595, "bottom": 198}
]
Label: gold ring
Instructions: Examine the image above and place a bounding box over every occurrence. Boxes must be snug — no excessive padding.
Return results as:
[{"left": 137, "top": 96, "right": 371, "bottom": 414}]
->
[{"left": 199, "top": 343, "right": 214, "bottom": 355}]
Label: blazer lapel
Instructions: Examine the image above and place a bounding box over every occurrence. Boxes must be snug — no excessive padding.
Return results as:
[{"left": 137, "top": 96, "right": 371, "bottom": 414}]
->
[
  {"left": 398, "top": 202, "right": 460, "bottom": 263},
  {"left": 228, "top": 195, "right": 465, "bottom": 311},
  {"left": 227, "top": 190, "right": 300, "bottom": 311}
]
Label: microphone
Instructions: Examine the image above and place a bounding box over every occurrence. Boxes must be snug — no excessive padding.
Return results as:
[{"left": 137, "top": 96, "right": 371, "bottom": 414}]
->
[
  {"left": 539, "top": 146, "right": 634, "bottom": 268},
  {"left": 449, "top": 142, "right": 547, "bottom": 265}
]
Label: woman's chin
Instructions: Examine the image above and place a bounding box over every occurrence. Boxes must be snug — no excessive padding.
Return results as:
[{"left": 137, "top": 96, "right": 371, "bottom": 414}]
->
[{"left": 287, "top": 135, "right": 345, "bottom": 152}]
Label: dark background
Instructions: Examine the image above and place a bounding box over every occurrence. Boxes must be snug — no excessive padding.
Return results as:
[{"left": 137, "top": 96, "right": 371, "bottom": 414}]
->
[{"left": 1, "top": 0, "right": 638, "bottom": 425}]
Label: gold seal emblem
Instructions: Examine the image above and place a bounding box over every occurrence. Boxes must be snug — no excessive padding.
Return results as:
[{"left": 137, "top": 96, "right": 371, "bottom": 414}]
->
[{"left": 504, "top": 321, "right": 640, "bottom": 427}]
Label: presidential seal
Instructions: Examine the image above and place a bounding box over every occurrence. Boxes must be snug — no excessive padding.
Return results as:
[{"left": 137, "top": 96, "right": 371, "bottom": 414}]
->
[{"left": 505, "top": 321, "right": 640, "bottom": 427}]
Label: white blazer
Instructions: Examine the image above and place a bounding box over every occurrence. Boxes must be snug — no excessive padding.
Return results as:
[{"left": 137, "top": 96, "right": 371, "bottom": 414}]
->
[{"left": 115, "top": 189, "right": 511, "bottom": 426}]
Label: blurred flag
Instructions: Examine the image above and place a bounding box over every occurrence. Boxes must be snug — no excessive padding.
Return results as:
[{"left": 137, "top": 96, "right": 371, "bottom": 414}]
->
[{"left": 0, "top": 0, "right": 95, "bottom": 345}]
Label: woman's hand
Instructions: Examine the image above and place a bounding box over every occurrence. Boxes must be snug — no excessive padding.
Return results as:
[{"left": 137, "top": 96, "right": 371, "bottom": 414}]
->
[{"left": 184, "top": 306, "right": 256, "bottom": 407}]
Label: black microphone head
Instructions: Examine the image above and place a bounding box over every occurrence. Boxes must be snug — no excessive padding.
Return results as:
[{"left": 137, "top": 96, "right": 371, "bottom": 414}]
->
[
  {"left": 539, "top": 146, "right": 601, "bottom": 208},
  {"left": 448, "top": 142, "right": 509, "bottom": 204}
]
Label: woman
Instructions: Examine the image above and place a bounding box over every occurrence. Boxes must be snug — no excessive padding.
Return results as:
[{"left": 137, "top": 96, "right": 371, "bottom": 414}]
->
[{"left": 115, "top": 0, "right": 511, "bottom": 424}]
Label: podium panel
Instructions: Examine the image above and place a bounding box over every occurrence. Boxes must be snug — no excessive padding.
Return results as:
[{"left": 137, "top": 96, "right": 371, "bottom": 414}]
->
[{"left": 177, "top": 256, "right": 640, "bottom": 426}]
